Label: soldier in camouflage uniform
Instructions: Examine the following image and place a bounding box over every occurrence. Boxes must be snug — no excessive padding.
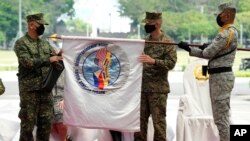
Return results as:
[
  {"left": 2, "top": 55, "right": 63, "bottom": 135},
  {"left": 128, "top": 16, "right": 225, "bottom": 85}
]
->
[
  {"left": 0, "top": 78, "right": 5, "bottom": 95},
  {"left": 134, "top": 12, "right": 177, "bottom": 141},
  {"left": 14, "top": 13, "right": 63, "bottom": 141},
  {"left": 178, "top": 3, "right": 237, "bottom": 141},
  {"left": 51, "top": 72, "right": 69, "bottom": 141}
]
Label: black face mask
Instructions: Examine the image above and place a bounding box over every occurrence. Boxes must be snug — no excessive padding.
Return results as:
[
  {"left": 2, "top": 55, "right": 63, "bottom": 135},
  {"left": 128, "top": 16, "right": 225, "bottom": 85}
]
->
[
  {"left": 144, "top": 24, "right": 156, "bottom": 33},
  {"left": 216, "top": 14, "right": 224, "bottom": 27},
  {"left": 36, "top": 24, "right": 45, "bottom": 35}
]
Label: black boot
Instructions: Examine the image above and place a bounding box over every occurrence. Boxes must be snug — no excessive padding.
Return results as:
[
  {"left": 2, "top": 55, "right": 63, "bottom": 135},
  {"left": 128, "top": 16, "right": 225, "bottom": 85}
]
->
[{"left": 110, "top": 130, "right": 122, "bottom": 141}]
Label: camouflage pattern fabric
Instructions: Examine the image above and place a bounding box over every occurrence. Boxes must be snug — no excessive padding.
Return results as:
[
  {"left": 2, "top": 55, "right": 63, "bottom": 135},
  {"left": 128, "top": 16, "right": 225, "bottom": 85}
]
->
[
  {"left": 14, "top": 33, "right": 55, "bottom": 92},
  {"left": 134, "top": 33, "right": 177, "bottom": 141},
  {"left": 134, "top": 93, "right": 168, "bottom": 141},
  {"left": 14, "top": 33, "right": 55, "bottom": 141},
  {"left": 190, "top": 25, "right": 237, "bottom": 69},
  {"left": 26, "top": 13, "right": 49, "bottom": 25},
  {"left": 142, "top": 33, "right": 177, "bottom": 93},
  {"left": 19, "top": 91, "right": 53, "bottom": 141},
  {"left": 0, "top": 78, "right": 5, "bottom": 95},
  {"left": 52, "top": 73, "right": 64, "bottom": 123},
  {"left": 209, "top": 73, "right": 234, "bottom": 141},
  {"left": 142, "top": 12, "right": 162, "bottom": 23},
  {"left": 190, "top": 25, "right": 238, "bottom": 141}
]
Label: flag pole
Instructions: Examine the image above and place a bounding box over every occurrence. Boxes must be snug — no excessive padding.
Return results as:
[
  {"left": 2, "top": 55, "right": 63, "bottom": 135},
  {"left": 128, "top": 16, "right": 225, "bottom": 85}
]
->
[
  {"left": 145, "top": 40, "right": 202, "bottom": 47},
  {"left": 48, "top": 35, "right": 250, "bottom": 52},
  {"left": 145, "top": 41, "right": 250, "bottom": 51}
]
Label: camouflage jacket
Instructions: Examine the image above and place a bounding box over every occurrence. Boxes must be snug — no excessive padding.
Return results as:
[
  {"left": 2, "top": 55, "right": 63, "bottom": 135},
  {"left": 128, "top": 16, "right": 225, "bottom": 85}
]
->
[
  {"left": 52, "top": 72, "right": 64, "bottom": 101},
  {"left": 142, "top": 33, "right": 177, "bottom": 93},
  {"left": 0, "top": 78, "right": 5, "bottom": 95},
  {"left": 14, "top": 33, "right": 55, "bottom": 92},
  {"left": 190, "top": 24, "right": 238, "bottom": 69}
]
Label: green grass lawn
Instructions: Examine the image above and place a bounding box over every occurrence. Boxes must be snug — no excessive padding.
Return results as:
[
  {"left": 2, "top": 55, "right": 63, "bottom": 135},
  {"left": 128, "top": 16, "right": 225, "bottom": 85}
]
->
[
  {"left": 0, "top": 50, "right": 17, "bottom": 63},
  {"left": 1, "top": 49, "right": 249, "bottom": 77},
  {"left": 0, "top": 50, "right": 18, "bottom": 71}
]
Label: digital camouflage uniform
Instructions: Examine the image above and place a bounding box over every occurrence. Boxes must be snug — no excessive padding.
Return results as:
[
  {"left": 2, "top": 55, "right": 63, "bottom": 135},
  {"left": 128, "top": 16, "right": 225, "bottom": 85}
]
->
[
  {"left": 14, "top": 13, "right": 55, "bottom": 141},
  {"left": 189, "top": 20, "right": 238, "bottom": 141},
  {"left": 0, "top": 78, "right": 5, "bottom": 95},
  {"left": 134, "top": 33, "right": 177, "bottom": 141},
  {"left": 52, "top": 73, "right": 64, "bottom": 123}
]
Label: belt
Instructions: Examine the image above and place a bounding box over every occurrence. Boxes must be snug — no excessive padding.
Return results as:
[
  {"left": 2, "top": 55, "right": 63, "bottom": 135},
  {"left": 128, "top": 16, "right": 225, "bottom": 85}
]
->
[{"left": 208, "top": 67, "right": 232, "bottom": 74}]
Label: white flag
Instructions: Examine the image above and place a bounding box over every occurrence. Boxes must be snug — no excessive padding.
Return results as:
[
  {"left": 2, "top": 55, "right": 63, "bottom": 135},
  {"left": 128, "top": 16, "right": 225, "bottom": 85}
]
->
[{"left": 62, "top": 36, "right": 144, "bottom": 131}]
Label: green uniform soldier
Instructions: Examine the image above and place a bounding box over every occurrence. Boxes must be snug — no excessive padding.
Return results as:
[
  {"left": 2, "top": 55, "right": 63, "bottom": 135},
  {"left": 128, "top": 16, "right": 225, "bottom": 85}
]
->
[
  {"left": 51, "top": 72, "right": 70, "bottom": 141},
  {"left": 178, "top": 3, "right": 237, "bottom": 141},
  {"left": 14, "top": 13, "right": 63, "bottom": 141},
  {"left": 0, "top": 78, "right": 5, "bottom": 95},
  {"left": 134, "top": 12, "right": 177, "bottom": 141}
]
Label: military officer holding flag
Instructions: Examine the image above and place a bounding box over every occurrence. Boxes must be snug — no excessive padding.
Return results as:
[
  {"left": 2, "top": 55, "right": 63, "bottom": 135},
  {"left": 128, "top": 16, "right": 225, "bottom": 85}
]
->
[
  {"left": 14, "top": 13, "right": 63, "bottom": 141},
  {"left": 178, "top": 2, "right": 238, "bottom": 141},
  {"left": 134, "top": 11, "right": 177, "bottom": 141}
]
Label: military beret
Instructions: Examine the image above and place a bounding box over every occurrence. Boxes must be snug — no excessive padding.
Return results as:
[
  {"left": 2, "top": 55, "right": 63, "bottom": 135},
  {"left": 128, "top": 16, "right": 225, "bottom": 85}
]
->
[
  {"left": 26, "top": 13, "right": 49, "bottom": 25},
  {"left": 142, "top": 12, "right": 162, "bottom": 23},
  {"left": 217, "top": 2, "right": 236, "bottom": 14}
]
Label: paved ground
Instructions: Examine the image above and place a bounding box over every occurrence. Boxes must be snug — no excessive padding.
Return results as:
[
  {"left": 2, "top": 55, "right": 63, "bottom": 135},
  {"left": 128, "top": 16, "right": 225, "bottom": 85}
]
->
[{"left": 0, "top": 71, "right": 249, "bottom": 141}]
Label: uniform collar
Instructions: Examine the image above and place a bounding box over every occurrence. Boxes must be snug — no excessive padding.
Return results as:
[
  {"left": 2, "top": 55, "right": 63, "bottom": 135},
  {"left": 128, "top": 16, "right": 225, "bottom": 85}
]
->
[
  {"left": 219, "top": 24, "right": 234, "bottom": 32},
  {"left": 25, "top": 32, "right": 41, "bottom": 42},
  {"left": 148, "top": 32, "right": 164, "bottom": 41}
]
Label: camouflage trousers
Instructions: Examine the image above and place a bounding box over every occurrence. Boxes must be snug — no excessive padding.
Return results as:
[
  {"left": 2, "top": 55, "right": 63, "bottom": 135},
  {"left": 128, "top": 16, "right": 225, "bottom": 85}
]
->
[
  {"left": 209, "top": 73, "right": 234, "bottom": 141},
  {"left": 134, "top": 92, "right": 168, "bottom": 141},
  {"left": 18, "top": 90, "right": 53, "bottom": 141}
]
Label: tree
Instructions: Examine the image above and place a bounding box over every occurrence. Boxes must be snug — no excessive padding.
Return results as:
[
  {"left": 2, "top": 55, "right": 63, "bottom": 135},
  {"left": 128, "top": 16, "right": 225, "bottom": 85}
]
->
[
  {"left": 237, "top": 0, "right": 250, "bottom": 12},
  {"left": 0, "top": 0, "right": 74, "bottom": 48},
  {"left": 236, "top": 12, "right": 250, "bottom": 39},
  {"left": 22, "top": 0, "right": 75, "bottom": 35},
  {"left": 162, "top": 11, "right": 216, "bottom": 42},
  {"left": 118, "top": 0, "right": 169, "bottom": 27},
  {"left": 0, "top": 1, "right": 18, "bottom": 47},
  {"left": 65, "top": 18, "right": 92, "bottom": 35},
  {"left": 118, "top": 0, "right": 244, "bottom": 42}
]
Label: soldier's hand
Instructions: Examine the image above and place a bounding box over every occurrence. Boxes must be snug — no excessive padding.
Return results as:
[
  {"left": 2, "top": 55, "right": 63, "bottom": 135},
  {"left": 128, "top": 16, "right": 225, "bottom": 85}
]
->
[
  {"left": 49, "top": 55, "right": 63, "bottom": 63},
  {"left": 57, "top": 49, "right": 63, "bottom": 56},
  {"left": 138, "top": 53, "right": 155, "bottom": 65},
  {"left": 199, "top": 43, "right": 209, "bottom": 50},
  {"left": 58, "top": 100, "right": 64, "bottom": 110},
  {"left": 178, "top": 41, "right": 190, "bottom": 52}
]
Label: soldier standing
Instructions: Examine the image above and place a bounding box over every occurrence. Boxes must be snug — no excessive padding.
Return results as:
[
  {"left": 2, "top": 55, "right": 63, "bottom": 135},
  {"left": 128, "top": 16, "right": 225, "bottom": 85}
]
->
[
  {"left": 14, "top": 13, "right": 63, "bottom": 141},
  {"left": 178, "top": 3, "right": 238, "bottom": 141},
  {"left": 134, "top": 12, "right": 177, "bottom": 141},
  {"left": 51, "top": 72, "right": 69, "bottom": 141}
]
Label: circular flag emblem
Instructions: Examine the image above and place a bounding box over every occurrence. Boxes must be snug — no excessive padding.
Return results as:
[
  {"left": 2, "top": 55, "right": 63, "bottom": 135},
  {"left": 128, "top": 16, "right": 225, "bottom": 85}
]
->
[{"left": 74, "top": 43, "right": 130, "bottom": 94}]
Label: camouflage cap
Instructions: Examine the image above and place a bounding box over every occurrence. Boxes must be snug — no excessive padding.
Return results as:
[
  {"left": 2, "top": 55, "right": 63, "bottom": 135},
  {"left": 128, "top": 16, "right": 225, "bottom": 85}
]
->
[
  {"left": 217, "top": 2, "right": 236, "bottom": 15},
  {"left": 26, "top": 13, "right": 49, "bottom": 25},
  {"left": 142, "top": 12, "right": 162, "bottom": 23}
]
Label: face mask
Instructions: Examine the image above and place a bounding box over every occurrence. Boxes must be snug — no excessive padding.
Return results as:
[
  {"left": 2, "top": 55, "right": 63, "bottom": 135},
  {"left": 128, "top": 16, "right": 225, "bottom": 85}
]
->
[
  {"left": 216, "top": 14, "right": 224, "bottom": 27},
  {"left": 144, "top": 24, "right": 156, "bottom": 33},
  {"left": 36, "top": 24, "right": 45, "bottom": 35}
]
